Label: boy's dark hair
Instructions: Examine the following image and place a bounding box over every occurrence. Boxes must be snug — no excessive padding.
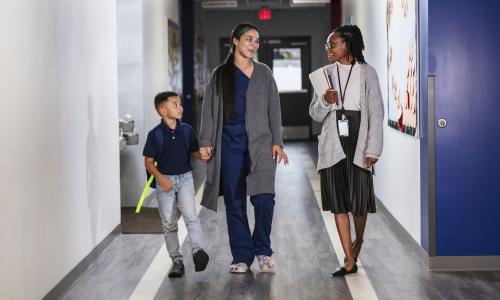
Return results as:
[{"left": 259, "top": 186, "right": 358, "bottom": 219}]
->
[
  {"left": 154, "top": 91, "right": 179, "bottom": 111},
  {"left": 333, "top": 25, "right": 366, "bottom": 64}
]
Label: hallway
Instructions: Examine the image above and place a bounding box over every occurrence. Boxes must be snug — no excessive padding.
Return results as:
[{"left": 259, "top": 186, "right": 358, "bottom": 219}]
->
[
  {"left": 4, "top": 1, "right": 500, "bottom": 298},
  {"left": 61, "top": 143, "right": 500, "bottom": 300}
]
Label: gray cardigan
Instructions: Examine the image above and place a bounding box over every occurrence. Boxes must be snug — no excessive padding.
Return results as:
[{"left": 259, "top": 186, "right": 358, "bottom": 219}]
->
[
  {"left": 199, "top": 62, "right": 283, "bottom": 212},
  {"left": 309, "top": 63, "right": 384, "bottom": 171}
]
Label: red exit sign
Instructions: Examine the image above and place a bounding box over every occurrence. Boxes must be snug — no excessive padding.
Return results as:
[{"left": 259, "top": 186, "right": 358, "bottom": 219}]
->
[{"left": 259, "top": 8, "right": 271, "bottom": 21}]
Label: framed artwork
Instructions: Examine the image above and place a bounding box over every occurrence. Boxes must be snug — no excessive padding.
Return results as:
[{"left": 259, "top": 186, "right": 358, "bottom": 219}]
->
[
  {"left": 387, "top": 0, "right": 418, "bottom": 136},
  {"left": 168, "top": 19, "right": 182, "bottom": 94},
  {"left": 194, "top": 36, "right": 207, "bottom": 98}
]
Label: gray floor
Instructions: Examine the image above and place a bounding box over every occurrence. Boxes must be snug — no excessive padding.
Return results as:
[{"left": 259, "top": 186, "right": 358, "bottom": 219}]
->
[
  {"left": 62, "top": 142, "right": 500, "bottom": 300},
  {"left": 120, "top": 158, "right": 207, "bottom": 234}
]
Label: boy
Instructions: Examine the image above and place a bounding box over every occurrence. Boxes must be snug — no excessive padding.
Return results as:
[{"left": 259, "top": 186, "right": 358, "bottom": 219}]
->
[{"left": 143, "top": 91, "right": 209, "bottom": 278}]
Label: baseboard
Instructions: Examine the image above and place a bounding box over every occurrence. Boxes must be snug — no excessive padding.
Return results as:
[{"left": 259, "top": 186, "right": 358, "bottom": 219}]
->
[
  {"left": 376, "top": 197, "right": 500, "bottom": 272},
  {"left": 375, "top": 197, "right": 429, "bottom": 268},
  {"left": 42, "top": 224, "right": 121, "bottom": 300},
  {"left": 429, "top": 256, "right": 500, "bottom": 272}
]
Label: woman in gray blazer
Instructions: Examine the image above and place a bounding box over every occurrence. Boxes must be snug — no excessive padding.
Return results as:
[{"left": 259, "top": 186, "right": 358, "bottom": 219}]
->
[
  {"left": 199, "top": 23, "right": 288, "bottom": 274},
  {"left": 309, "top": 25, "right": 384, "bottom": 277}
]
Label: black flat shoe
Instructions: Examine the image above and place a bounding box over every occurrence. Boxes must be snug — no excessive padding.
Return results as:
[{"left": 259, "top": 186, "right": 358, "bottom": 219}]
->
[
  {"left": 193, "top": 249, "right": 209, "bottom": 272},
  {"left": 332, "top": 263, "right": 358, "bottom": 277},
  {"left": 168, "top": 260, "right": 185, "bottom": 278}
]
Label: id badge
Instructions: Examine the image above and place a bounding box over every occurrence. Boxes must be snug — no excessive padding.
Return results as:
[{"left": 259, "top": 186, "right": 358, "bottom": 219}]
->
[{"left": 338, "top": 118, "right": 349, "bottom": 137}]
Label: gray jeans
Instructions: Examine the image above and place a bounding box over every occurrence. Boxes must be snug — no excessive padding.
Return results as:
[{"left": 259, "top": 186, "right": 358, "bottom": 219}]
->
[{"left": 156, "top": 171, "right": 203, "bottom": 262}]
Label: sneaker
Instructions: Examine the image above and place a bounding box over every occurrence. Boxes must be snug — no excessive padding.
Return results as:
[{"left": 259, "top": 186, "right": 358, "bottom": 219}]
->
[
  {"left": 257, "top": 255, "right": 275, "bottom": 273},
  {"left": 229, "top": 262, "right": 249, "bottom": 273},
  {"left": 168, "top": 260, "right": 185, "bottom": 278},
  {"left": 192, "top": 249, "right": 209, "bottom": 272}
]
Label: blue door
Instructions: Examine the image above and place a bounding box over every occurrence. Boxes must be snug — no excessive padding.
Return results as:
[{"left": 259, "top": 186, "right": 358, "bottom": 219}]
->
[{"left": 428, "top": 0, "right": 500, "bottom": 256}]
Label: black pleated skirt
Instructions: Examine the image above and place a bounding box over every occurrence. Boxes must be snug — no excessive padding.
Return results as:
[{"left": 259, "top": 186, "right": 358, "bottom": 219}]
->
[{"left": 320, "top": 110, "right": 376, "bottom": 216}]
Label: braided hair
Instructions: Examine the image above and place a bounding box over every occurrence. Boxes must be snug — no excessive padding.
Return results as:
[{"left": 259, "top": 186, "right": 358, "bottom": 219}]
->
[
  {"left": 215, "top": 22, "right": 259, "bottom": 121},
  {"left": 334, "top": 25, "right": 366, "bottom": 64}
]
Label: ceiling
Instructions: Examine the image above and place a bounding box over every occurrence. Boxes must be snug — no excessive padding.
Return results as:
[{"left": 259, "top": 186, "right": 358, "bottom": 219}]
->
[{"left": 198, "top": 0, "right": 330, "bottom": 10}]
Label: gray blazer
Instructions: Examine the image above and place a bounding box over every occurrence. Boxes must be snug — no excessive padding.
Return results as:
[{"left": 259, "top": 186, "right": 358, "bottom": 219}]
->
[
  {"left": 199, "top": 62, "right": 283, "bottom": 212},
  {"left": 309, "top": 63, "right": 384, "bottom": 171}
]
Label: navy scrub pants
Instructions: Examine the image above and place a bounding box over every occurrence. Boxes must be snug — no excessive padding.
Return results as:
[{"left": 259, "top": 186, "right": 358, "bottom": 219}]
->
[{"left": 221, "top": 147, "right": 275, "bottom": 267}]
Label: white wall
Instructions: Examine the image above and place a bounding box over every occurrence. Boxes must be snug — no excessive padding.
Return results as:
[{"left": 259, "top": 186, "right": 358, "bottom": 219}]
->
[
  {"left": 117, "top": 0, "right": 178, "bottom": 206},
  {"left": 343, "top": 1, "right": 421, "bottom": 243},
  {"left": 0, "top": 0, "right": 120, "bottom": 299},
  {"left": 117, "top": 0, "right": 145, "bottom": 207},
  {"left": 143, "top": 0, "right": 179, "bottom": 132}
]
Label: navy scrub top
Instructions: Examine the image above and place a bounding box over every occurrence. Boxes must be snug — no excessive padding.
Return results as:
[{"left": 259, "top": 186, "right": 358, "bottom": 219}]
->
[{"left": 222, "top": 67, "right": 249, "bottom": 152}]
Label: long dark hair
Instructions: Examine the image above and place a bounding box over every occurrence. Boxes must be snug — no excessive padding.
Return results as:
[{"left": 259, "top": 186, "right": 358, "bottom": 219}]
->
[
  {"left": 333, "top": 25, "right": 366, "bottom": 64},
  {"left": 215, "top": 22, "right": 259, "bottom": 121}
]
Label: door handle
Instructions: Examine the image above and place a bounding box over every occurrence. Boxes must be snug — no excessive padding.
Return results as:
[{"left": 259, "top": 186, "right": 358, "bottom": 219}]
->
[{"left": 437, "top": 118, "right": 447, "bottom": 128}]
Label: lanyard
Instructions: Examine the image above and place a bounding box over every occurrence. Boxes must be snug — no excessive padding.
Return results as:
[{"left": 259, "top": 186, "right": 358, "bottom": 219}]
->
[{"left": 337, "top": 63, "right": 354, "bottom": 111}]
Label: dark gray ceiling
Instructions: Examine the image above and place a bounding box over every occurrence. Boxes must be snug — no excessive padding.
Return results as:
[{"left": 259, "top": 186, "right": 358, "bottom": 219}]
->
[{"left": 198, "top": 0, "right": 329, "bottom": 10}]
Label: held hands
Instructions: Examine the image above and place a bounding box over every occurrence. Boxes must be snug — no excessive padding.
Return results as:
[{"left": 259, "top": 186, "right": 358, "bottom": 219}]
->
[
  {"left": 365, "top": 157, "right": 378, "bottom": 168},
  {"left": 157, "top": 175, "right": 173, "bottom": 191},
  {"left": 323, "top": 89, "right": 339, "bottom": 105},
  {"left": 272, "top": 145, "right": 289, "bottom": 165},
  {"left": 200, "top": 145, "right": 288, "bottom": 165},
  {"left": 199, "top": 147, "right": 212, "bottom": 161}
]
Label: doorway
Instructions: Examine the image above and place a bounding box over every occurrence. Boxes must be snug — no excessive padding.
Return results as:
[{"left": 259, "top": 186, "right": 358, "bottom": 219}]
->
[{"left": 220, "top": 36, "right": 312, "bottom": 140}]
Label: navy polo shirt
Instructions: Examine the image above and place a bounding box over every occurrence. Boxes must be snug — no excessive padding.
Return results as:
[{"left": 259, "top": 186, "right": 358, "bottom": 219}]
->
[{"left": 143, "top": 120, "right": 199, "bottom": 175}]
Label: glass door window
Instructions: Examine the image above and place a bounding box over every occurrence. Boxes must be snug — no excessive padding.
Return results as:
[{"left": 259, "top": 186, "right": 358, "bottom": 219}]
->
[{"left": 272, "top": 48, "right": 302, "bottom": 92}]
